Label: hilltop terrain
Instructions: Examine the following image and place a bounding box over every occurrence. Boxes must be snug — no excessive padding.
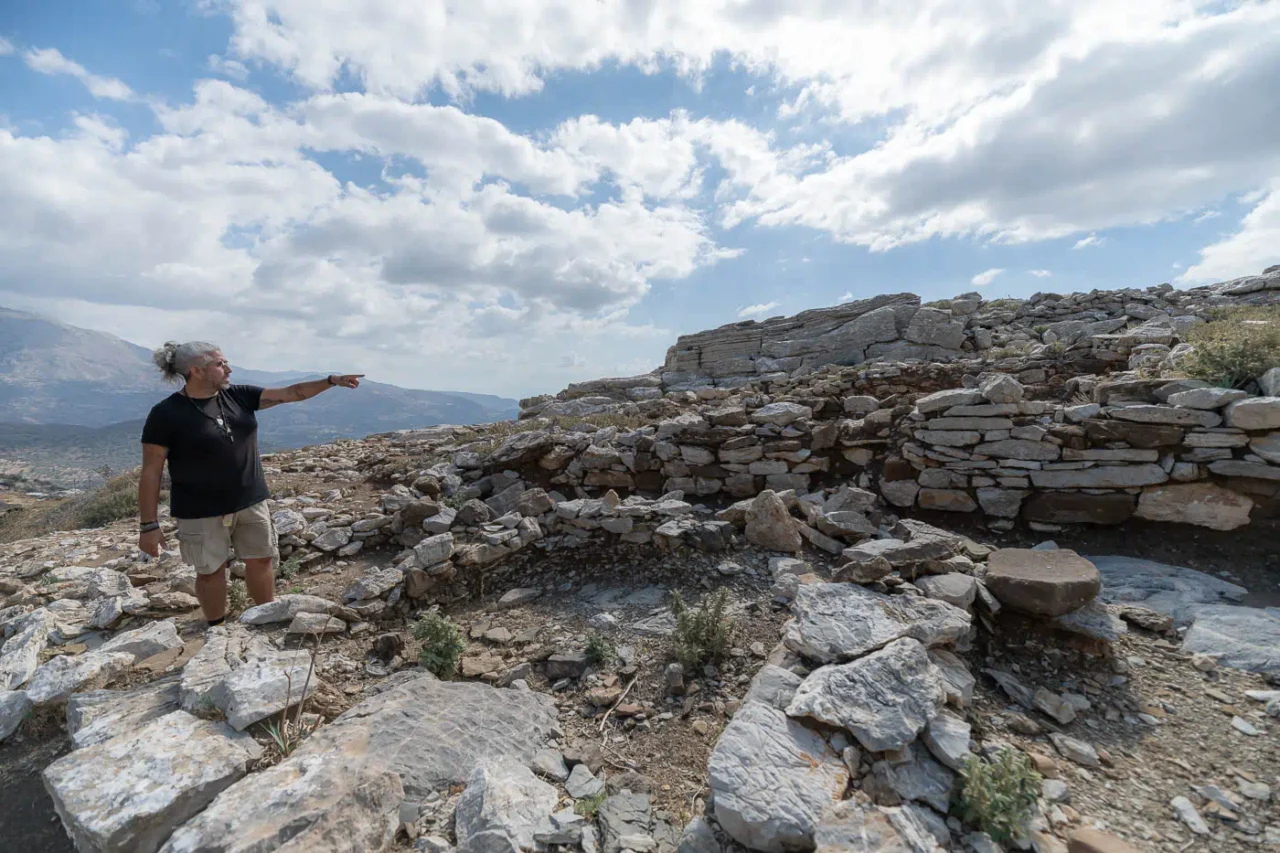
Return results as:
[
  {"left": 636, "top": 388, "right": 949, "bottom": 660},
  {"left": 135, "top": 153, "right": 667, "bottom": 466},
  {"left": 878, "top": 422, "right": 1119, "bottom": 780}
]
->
[{"left": 1, "top": 269, "right": 1279, "bottom": 853}]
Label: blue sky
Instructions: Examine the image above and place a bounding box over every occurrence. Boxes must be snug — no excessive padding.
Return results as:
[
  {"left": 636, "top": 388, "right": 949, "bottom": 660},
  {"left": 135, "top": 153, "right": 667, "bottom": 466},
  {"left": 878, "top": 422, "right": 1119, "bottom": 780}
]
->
[{"left": 1, "top": 1, "right": 1278, "bottom": 397}]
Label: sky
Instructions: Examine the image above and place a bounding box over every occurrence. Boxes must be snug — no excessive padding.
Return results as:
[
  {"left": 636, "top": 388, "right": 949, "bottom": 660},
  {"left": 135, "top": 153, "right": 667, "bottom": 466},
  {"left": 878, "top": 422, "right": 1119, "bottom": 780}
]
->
[{"left": 1, "top": 1, "right": 1278, "bottom": 400}]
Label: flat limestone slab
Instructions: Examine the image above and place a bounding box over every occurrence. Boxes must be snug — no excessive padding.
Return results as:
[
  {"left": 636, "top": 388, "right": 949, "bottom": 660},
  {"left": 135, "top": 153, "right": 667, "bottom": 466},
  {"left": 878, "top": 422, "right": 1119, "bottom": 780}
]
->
[
  {"left": 43, "top": 710, "right": 263, "bottom": 853},
  {"left": 1182, "top": 605, "right": 1280, "bottom": 676},
  {"left": 984, "top": 549, "right": 1100, "bottom": 617},
  {"left": 158, "top": 750, "right": 404, "bottom": 853},
  {"left": 783, "top": 583, "right": 971, "bottom": 663},
  {"left": 294, "top": 672, "right": 561, "bottom": 799},
  {"left": 1087, "top": 555, "right": 1247, "bottom": 626},
  {"left": 66, "top": 676, "right": 181, "bottom": 749}
]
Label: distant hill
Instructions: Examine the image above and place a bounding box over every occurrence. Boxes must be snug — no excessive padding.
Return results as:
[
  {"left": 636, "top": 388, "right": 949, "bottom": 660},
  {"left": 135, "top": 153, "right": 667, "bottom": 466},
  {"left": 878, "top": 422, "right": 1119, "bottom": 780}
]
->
[{"left": 0, "top": 306, "right": 518, "bottom": 487}]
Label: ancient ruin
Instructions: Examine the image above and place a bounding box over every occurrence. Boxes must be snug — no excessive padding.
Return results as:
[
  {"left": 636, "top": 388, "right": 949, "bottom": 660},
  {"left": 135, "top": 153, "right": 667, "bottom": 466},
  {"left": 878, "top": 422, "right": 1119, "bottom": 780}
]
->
[{"left": 2, "top": 268, "right": 1279, "bottom": 853}]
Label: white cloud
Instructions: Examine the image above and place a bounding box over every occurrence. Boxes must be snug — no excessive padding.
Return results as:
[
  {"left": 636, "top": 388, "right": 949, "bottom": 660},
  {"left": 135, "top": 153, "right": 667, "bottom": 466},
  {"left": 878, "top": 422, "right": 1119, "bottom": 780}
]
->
[
  {"left": 23, "top": 47, "right": 134, "bottom": 101},
  {"left": 0, "top": 36, "right": 14, "bottom": 56},
  {"left": 1193, "top": 209, "right": 1220, "bottom": 223},
  {"left": 1073, "top": 233, "right": 1106, "bottom": 250},
  {"left": 208, "top": 54, "right": 250, "bottom": 80},
  {"left": 1029, "top": 269, "right": 1052, "bottom": 277},
  {"left": 971, "top": 268, "right": 1004, "bottom": 286},
  {"left": 1179, "top": 180, "right": 1280, "bottom": 283},
  {"left": 838, "top": 291, "right": 854, "bottom": 302},
  {"left": 738, "top": 301, "right": 780, "bottom": 317}
]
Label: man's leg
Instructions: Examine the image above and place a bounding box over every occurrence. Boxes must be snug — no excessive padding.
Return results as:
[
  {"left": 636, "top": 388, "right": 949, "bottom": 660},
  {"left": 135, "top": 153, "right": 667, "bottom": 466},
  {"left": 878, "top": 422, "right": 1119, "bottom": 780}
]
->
[
  {"left": 243, "top": 557, "right": 276, "bottom": 605},
  {"left": 195, "top": 563, "right": 229, "bottom": 622}
]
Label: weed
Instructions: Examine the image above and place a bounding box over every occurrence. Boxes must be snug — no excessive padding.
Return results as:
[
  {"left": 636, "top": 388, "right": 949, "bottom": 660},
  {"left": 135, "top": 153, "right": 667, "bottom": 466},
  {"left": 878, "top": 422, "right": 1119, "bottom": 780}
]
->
[
  {"left": 1181, "top": 305, "right": 1280, "bottom": 388},
  {"left": 413, "top": 611, "right": 466, "bottom": 678},
  {"left": 276, "top": 553, "right": 303, "bottom": 580},
  {"left": 670, "top": 589, "right": 734, "bottom": 671},
  {"left": 258, "top": 632, "right": 321, "bottom": 761},
  {"left": 584, "top": 633, "right": 616, "bottom": 667},
  {"left": 443, "top": 494, "right": 468, "bottom": 511},
  {"left": 288, "top": 585, "right": 304, "bottom": 594},
  {"left": 574, "top": 790, "right": 608, "bottom": 820},
  {"left": 1032, "top": 325, "right": 1049, "bottom": 334},
  {"left": 985, "top": 298, "right": 1022, "bottom": 312},
  {"left": 955, "top": 749, "right": 1042, "bottom": 844},
  {"left": 228, "top": 579, "right": 249, "bottom": 615}
]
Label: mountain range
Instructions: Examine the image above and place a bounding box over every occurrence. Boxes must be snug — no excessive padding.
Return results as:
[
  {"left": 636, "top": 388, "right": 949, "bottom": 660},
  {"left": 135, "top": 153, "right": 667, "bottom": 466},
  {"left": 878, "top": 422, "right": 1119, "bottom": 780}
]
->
[{"left": 0, "top": 306, "right": 518, "bottom": 488}]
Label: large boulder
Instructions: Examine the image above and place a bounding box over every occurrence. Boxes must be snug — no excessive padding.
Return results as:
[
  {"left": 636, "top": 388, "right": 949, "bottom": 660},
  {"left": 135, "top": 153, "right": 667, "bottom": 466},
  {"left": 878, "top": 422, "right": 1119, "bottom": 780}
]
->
[
  {"left": 1088, "top": 555, "right": 1247, "bottom": 625},
  {"left": 294, "top": 672, "right": 560, "bottom": 799},
  {"left": 214, "top": 649, "right": 321, "bottom": 731},
  {"left": 784, "top": 583, "right": 971, "bottom": 663},
  {"left": 984, "top": 549, "right": 1101, "bottom": 617},
  {"left": 745, "top": 490, "right": 803, "bottom": 553},
  {"left": 67, "top": 677, "right": 181, "bottom": 749},
  {"left": 708, "top": 700, "right": 848, "bottom": 853},
  {"left": 158, "top": 751, "right": 404, "bottom": 853},
  {"left": 787, "top": 638, "right": 946, "bottom": 752},
  {"left": 1134, "top": 483, "right": 1254, "bottom": 530},
  {"left": 1226, "top": 397, "right": 1280, "bottom": 431},
  {"left": 0, "top": 608, "right": 53, "bottom": 690},
  {"left": 1181, "top": 605, "right": 1280, "bottom": 676},
  {"left": 42, "top": 711, "right": 263, "bottom": 853}
]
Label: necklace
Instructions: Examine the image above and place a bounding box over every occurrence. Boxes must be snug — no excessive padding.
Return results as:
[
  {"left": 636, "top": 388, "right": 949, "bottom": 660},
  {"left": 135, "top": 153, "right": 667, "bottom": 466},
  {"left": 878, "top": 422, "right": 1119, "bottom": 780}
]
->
[{"left": 182, "top": 389, "right": 234, "bottom": 443}]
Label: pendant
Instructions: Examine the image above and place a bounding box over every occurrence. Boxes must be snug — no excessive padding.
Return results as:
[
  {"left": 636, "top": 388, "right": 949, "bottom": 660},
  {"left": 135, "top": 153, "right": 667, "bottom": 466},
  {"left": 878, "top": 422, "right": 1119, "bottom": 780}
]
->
[{"left": 216, "top": 418, "right": 225, "bottom": 425}]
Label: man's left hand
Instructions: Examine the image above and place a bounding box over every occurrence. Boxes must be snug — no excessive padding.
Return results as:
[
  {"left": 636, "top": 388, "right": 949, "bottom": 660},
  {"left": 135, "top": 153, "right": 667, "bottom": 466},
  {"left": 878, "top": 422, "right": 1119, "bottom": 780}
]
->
[{"left": 331, "top": 374, "right": 365, "bottom": 388}]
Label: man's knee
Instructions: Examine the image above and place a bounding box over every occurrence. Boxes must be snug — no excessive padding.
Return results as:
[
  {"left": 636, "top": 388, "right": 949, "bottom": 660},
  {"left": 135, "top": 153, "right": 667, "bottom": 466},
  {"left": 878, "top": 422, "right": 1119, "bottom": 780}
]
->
[
  {"left": 196, "top": 563, "right": 229, "bottom": 583},
  {"left": 243, "top": 557, "right": 274, "bottom": 572}
]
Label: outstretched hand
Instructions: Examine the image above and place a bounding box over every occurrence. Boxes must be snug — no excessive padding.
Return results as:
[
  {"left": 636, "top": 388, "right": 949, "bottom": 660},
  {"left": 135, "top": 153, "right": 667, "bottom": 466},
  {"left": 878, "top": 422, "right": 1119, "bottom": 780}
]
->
[{"left": 332, "top": 374, "right": 364, "bottom": 388}]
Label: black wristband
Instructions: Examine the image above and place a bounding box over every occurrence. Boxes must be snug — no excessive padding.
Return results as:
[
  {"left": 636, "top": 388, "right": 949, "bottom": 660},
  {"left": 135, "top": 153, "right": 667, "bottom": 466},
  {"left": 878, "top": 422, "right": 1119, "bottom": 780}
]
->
[
  {"left": 139, "top": 521, "right": 160, "bottom": 533},
  {"left": 327, "top": 374, "right": 337, "bottom": 386}
]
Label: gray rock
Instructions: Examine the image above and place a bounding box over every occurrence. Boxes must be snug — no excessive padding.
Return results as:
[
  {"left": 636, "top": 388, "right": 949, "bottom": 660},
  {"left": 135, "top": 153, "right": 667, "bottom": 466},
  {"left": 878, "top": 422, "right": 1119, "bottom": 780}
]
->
[
  {"left": 1170, "top": 796, "right": 1210, "bottom": 835},
  {"left": 288, "top": 612, "right": 347, "bottom": 635},
  {"left": 1208, "top": 459, "right": 1280, "bottom": 481},
  {"left": 498, "top": 588, "right": 541, "bottom": 609},
  {"left": 922, "top": 709, "right": 972, "bottom": 771},
  {"left": 1252, "top": 433, "right": 1280, "bottom": 464},
  {"left": 42, "top": 710, "right": 263, "bottom": 853},
  {"left": 812, "top": 800, "right": 919, "bottom": 852},
  {"left": 567, "top": 763, "right": 605, "bottom": 799},
  {"left": 239, "top": 594, "right": 337, "bottom": 625},
  {"left": 745, "top": 490, "right": 802, "bottom": 552},
  {"left": 1029, "top": 464, "right": 1169, "bottom": 488},
  {"left": 1225, "top": 397, "right": 1280, "bottom": 431},
  {"left": 869, "top": 742, "right": 956, "bottom": 813},
  {"left": 215, "top": 649, "right": 319, "bottom": 730},
  {"left": 1108, "top": 404, "right": 1221, "bottom": 427},
  {"left": 743, "top": 664, "right": 804, "bottom": 712},
  {"left": 294, "top": 672, "right": 560, "bottom": 799},
  {"left": 67, "top": 677, "right": 181, "bottom": 749},
  {"left": 532, "top": 749, "right": 570, "bottom": 782},
  {"left": 415, "top": 533, "right": 456, "bottom": 566},
  {"left": 1181, "top": 605, "right": 1280, "bottom": 676},
  {"left": 984, "top": 549, "right": 1100, "bottom": 617},
  {"left": 1051, "top": 601, "right": 1128, "bottom": 642},
  {"left": 916, "top": 574, "right": 977, "bottom": 610},
  {"left": 708, "top": 701, "right": 847, "bottom": 853},
  {"left": 915, "top": 389, "right": 985, "bottom": 414},
  {"left": 343, "top": 567, "right": 404, "bottom": 603},
  {"left": 905, "top": 307, "right": 966, "bottom": 350},
  {"left": 98, "top": 619, "right": 182, "bottom": 662},
  {"left": 1134, "top": 482, "right": 1254, "bottom": 530},
  {"left": 784, "top": 583, "right": 971, "bottom": 663},
  {"left": 1088, "top": 555, "right": 1247, "bottom": 625},
  {"left": 788, "top": 638, "right": 945, "bottom": 752},
  {"left": 972, "top": 439, "right": 1060, "bottom": 461},
  {"left": 455, "top": 757, "right": 558, "bottom": 853},
  {"left": 1260, "top": 368, "right": 1280, "bottom": 396},
  {"left": 928, "top": 649, "right": 975, "bottom": 707},
  {"left": 0, "top": 608, "right": 52, "bottom": 690},
  {"left": 1166, "top": 387, "right": 1249, "bottom": 409},
  {"left": 675, "top": 816, "right": 721, "bottom": 853},
  {"left": 1049, "top": 733, "right": 1100, "bottom": 767},
  {"left": 272, "top": 509, "right": 307, "bottom": 536},
  {"left": 0, "top": 689, "right": 31, "bottom": 741},
  {"left": 312, "top": 527, "right": 353, "bottom": 552},
  {"left": 979, "top": 374, "right": 1024, "bottom": 404},
  {"left": 630, "top": 611, "right": 677, "bottom": 638},
  {"left": 599, "top": 790, "right": 654, "bottom": 853},
  {"left": 25, "top": 651, "right": 134, "bottom": 706},
  {"left": 158, "top": 750, "right": 404, "bottom": 853},
  {"left": 751, "top": 402, "right": 813, "bottom": 426},
  {"left": 976, "top": 488, "right": 1027, "bottom": 518}
]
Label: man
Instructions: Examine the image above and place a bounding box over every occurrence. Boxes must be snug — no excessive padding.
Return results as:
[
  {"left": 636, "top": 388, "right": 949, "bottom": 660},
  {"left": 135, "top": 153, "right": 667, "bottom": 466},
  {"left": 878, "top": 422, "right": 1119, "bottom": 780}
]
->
[{"left": 137, "top": 340, "right": 363, "bottom": 626}]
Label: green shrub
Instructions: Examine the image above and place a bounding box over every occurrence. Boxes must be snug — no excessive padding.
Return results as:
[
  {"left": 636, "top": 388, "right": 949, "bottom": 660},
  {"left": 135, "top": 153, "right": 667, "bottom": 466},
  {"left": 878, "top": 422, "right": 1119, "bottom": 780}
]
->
[
  {"left": 276, "top": 553, "right": 303, "bottom": 580},
  {"left": 414, "top": 611, "right": 466, "bottom": 678},
  {"left": 584, "top": 633, "right": 615, "bottom": 666},
  {"left": 956, "top": 750, "right": 1042, "bottom": 843},
  {"left": 670, "top": 589, "right": 734, "bottom": 671},
  {"left": 76, "top": 472, "right": 141, "bottom": 528},
  {"left": 574, "top": 790, "right": 608, "bottom": 819},
  {"left": 1181, "top": 305, "right": 1280, "bottom": 388}
]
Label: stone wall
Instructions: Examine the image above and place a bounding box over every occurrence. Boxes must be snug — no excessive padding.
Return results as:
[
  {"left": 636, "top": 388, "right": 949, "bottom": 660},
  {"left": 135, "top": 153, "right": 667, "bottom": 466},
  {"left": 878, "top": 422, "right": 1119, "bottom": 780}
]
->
[
  {"left": 490, "top": 370, "right": 1280, "bottom": 536},
  {"left": 521, "top": 267, "right": 1280, "bottom": 417}
]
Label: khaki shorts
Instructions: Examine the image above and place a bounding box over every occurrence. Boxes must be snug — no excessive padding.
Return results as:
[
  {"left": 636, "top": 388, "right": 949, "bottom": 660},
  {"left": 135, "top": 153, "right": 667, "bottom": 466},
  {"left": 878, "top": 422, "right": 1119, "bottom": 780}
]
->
[{"left": 176, "top": 500, "right": 278, "bottom": 575}]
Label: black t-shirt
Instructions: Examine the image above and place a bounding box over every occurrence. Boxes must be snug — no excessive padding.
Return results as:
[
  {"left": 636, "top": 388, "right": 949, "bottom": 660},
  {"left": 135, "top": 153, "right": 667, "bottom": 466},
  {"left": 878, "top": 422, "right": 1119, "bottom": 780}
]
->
[{"left": 141, "top": 384, "right": 270, "bottom": 519}]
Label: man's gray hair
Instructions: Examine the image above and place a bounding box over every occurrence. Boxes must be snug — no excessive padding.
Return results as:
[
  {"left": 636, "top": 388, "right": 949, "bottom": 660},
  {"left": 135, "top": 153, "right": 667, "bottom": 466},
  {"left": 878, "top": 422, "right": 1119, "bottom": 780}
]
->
[{"left": 152, "top": 341, "right": 220, "bottom": 383}]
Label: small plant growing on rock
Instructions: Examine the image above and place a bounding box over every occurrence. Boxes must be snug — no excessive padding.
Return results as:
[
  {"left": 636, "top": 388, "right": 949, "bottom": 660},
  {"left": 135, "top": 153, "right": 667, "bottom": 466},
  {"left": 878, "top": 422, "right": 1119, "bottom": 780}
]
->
[
  {"left": 956, "top": 749, "right": 1042, "bottom": 844},
  {"left": 227, "top": 579, "right": 249, "bottom": 615},
  {"left": 276, "top": 553, "right": 303, "bottom": 580},
  {"left": 584, "top": 633, "right": 615, "bottom": 666},
  {"left": 670, "top": 589, "right": 733, "bottom": 671},
  {"left": 1181, "top": 305, "right": 1280, "bottom": 388},
  {"left": 414, "top": 611, "right": 466, "bottom": 678},
  {"left": 574, "top": 790, "right": 607, "bottom": 820}
]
